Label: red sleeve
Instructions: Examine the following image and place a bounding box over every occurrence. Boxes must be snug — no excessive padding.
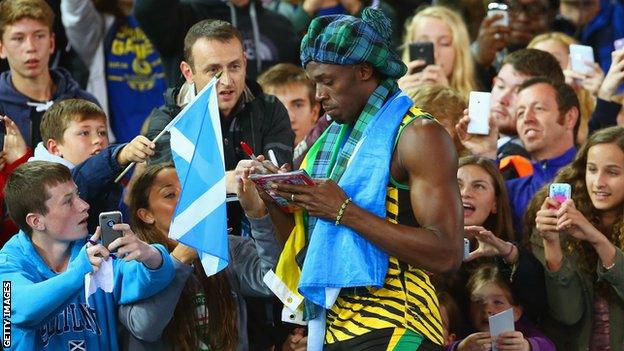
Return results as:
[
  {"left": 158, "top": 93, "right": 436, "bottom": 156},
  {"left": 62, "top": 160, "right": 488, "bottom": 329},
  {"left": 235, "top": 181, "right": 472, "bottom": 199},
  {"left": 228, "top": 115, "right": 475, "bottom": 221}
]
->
[{"left": 0, "top": 149, "right": 33, "bottom": 247}]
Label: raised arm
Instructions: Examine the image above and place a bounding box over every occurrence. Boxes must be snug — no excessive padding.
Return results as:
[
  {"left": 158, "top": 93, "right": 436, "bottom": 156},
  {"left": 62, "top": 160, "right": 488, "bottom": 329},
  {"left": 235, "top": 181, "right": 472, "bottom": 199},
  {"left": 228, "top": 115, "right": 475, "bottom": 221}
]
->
[
  {"left": 228, "top": 215, "right": 282, "bottom": 297},
  {"left": 60, "top": 0, "right": 105, "bottom": 67}
]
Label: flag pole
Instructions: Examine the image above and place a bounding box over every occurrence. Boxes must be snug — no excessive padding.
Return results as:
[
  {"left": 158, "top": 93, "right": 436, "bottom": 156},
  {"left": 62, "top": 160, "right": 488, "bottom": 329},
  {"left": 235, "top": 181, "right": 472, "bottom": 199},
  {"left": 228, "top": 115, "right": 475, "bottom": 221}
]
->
[{"left": 114, "top": 72, "right": 222, "bottom": 183}]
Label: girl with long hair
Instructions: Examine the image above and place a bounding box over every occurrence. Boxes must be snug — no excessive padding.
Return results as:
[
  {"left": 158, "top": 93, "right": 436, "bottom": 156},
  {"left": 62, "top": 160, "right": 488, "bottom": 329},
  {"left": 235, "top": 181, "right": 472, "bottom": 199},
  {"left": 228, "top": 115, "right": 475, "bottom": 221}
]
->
[
  {"left": 529, "top": 125, "right": 624, "bottom": 350},
  {"left": 399, "top": 5, "right": 478, "bottom": 99},
  {"left": 457, "top": 156, "right": 547, "bottom": 323},
  {"left": 118, "top": 163, "right": 281, "bottom": 351}
]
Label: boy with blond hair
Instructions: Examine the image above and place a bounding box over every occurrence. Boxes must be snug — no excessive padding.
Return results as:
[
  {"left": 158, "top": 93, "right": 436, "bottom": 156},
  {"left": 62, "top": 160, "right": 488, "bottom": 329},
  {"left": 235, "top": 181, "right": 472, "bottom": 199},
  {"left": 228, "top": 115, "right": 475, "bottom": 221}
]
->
[{"left": 31, "top": 98, "right": 155, "bottom": 231}]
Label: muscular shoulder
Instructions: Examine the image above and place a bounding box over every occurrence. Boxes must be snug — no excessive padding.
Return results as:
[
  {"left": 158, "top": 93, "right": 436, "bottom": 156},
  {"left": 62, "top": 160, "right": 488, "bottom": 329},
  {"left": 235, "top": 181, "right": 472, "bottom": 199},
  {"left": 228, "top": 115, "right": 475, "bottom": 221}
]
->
[
  {"left": 397, "top": 117, "right": 454, "bottom": 160},
  {"left": 392, "top": 117, "right": 457, "bottom": 183}
]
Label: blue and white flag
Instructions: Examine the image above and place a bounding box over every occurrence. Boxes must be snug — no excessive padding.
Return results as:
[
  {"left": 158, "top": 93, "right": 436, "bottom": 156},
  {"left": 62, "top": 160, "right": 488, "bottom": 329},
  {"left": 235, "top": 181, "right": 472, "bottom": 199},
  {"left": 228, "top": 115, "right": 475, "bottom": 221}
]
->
[{"left": 168, "top": 79, "right": 228, "bottom": 276}]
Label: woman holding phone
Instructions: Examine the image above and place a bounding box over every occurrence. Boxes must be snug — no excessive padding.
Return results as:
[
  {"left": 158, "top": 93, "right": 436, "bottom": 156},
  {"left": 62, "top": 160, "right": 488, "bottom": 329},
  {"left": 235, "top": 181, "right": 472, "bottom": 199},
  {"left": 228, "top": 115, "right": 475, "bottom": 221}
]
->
[
  {"left": 399, "top": 5, "right": 478, "bottom": 99},
  {"left": 435, "top": 156, "right": 546, "bottom": 324},
  {"left": 528, "top": 126, "right": 624, "bottom": 350},
  {"left": 118, "top": 162, "right": 282, "bottom": 351}
]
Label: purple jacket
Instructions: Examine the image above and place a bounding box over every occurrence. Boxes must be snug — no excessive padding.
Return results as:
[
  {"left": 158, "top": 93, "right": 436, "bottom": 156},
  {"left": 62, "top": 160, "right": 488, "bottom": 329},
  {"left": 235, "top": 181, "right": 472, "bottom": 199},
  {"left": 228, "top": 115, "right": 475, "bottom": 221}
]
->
[
  {"left": 505, "top": 147, "right": 576, "bottom": 239},
  {"left": 447, "top": 316, "right": 556, "bottom": 351}
]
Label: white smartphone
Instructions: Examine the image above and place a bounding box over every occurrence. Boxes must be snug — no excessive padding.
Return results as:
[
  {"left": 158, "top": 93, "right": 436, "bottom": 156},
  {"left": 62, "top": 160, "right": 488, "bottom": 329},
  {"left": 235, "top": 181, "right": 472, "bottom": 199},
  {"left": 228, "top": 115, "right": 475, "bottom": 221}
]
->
[
  {"left": 615, "top": 38, "right": 624, "bottom": 51},
  {"left": 487, "top": 3, "right": 509, "bottom": 27},
  {"left": 467, "top": 92, "right": 492, "bottom": 135},
  {"left": 569, "top": 44, "right": 595, "bottom": 74}
]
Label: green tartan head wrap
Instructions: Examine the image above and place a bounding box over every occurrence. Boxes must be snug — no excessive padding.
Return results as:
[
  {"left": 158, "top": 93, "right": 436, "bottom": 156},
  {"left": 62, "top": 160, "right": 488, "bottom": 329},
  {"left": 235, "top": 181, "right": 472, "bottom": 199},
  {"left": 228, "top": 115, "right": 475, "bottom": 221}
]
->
[{"left": 300, "top": 7, "right": 407, "bottom": 79}]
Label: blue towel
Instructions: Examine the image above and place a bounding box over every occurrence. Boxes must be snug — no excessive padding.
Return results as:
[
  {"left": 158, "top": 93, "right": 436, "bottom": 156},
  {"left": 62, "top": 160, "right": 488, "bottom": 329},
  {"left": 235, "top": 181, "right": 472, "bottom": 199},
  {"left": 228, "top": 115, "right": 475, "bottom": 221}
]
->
[{"left": 298, "top": 91, "right": 413, "bottom": 308}]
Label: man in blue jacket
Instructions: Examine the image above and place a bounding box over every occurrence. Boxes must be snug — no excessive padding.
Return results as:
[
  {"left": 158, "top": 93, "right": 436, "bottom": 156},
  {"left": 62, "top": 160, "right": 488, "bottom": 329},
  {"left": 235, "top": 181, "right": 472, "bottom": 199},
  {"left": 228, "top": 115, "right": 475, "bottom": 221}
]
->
[{"left": 0, "top": 161, "right": 175, "bottom": 350}]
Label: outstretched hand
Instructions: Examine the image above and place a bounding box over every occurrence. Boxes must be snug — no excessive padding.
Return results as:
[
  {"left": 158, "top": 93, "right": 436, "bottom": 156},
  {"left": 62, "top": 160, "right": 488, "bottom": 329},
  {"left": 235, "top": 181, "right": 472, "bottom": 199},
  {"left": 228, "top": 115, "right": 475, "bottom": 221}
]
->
[
  {"left": 237, "top": 167, "right": 267, "bottom": 218},
  {"left": 2, "top": 115, "right": 28, "bottom": 164},
  {"left": 117, "top": 136, "right": 155, "bottom": 165},
  {"left": 107, "top": 223, "right": 162, "bottom": 269},
  {"left": 464, "top": 226, "right": 510, "bottom": 262},
  {"left": 455, "top": 109, "right": 498, "bottom": 159}
]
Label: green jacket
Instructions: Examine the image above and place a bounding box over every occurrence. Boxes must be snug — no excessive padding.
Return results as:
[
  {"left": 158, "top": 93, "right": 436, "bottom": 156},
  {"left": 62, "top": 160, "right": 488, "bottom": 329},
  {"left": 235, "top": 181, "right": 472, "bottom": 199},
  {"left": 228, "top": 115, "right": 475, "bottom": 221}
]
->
[{"left": 531, "top": 231, "right": 624, "bottom": 351}]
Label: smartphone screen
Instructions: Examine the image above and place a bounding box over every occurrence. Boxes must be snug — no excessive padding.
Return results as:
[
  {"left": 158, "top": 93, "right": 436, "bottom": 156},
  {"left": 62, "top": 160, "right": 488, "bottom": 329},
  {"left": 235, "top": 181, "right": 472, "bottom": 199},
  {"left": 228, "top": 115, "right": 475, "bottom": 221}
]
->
[
  {"left": 99, "top": 211, "right": 123, "bottom": 250},
  {"left": 549, "top": 183, "right": 571, "bottom": 204},
  {"left": 408, "top": 42, "right": 434, "bottom": 73}
]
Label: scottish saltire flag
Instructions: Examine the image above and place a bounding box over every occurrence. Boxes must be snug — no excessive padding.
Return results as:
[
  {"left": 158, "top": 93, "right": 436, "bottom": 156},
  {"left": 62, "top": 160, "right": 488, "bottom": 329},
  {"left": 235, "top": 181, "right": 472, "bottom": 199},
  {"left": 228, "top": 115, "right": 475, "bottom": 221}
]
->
[{"left": 167, "top": 78, "right": 228, "bottom": 276}]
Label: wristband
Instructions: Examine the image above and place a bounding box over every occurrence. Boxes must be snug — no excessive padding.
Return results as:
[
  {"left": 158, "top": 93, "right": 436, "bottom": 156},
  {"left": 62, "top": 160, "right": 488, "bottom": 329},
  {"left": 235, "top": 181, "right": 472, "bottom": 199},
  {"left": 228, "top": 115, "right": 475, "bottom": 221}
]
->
[
  {"left": 503, "top": 242, "right": 515, "bottom": 260},
  {"left": 335, "top": 197, "right": 353, "bottom": 225}
]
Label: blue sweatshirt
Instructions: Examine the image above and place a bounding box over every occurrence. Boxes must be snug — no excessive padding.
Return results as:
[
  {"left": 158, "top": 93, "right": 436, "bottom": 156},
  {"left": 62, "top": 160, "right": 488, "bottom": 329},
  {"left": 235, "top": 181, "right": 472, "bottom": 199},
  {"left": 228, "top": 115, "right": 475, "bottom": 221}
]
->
[
  {"left": 506, "top": 147, "right": 577, "bottom": 239},
  {"left": 0, "top": 68, "right": 99, "bottom": 147},
  {"left": 0, "top": 231, "right": 175, "bottom": 351}
]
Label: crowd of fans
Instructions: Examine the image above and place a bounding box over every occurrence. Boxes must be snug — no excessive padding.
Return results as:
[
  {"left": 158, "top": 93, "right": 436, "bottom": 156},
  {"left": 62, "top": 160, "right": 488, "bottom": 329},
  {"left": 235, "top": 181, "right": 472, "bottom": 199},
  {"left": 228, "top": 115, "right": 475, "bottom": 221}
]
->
[{"left": 0, "top": 0, "right": 623, "bottom": 350}]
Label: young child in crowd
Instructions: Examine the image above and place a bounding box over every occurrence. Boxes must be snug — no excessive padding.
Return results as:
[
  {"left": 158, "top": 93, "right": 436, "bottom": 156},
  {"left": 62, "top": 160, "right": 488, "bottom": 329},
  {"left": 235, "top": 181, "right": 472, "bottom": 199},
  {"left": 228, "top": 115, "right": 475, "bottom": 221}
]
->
[
  {"left": 447, "top": 264, "right": 555, "bottom": 351},
  {"left": 31, "top": 98, "right": 155, "bottom": 231},
  {"left": 437, "top": 291, "right": 463, "bottom": 347}
]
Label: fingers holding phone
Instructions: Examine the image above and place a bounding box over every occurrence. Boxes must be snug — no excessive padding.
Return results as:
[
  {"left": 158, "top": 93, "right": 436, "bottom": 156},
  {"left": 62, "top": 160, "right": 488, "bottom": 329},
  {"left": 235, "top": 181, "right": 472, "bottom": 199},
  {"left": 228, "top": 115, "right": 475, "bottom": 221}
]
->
[
  {"left": 398, "top": 42, "right": 435, "bottom": 91},
  {"left": 474, "top": 5, "right": 509, "bottom": 66},
  {"left": 99, "top": 211, "right": 162, "bottom": 269},
  {"left": 408, "top": 42, "right": 434, "bottom": 71},
  {"left": 86, "top": 227, "right": 110, "bottom": 272},
  {"left": 106, "top": 222, "right": 163, "bottom": 269}
]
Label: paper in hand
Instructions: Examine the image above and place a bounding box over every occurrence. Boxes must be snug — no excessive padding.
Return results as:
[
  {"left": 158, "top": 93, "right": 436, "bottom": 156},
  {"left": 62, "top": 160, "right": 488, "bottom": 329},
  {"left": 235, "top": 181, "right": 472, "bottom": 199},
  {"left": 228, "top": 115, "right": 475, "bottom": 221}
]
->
[{"left": 489, "top": 307, "right": 515, "bottom": 351}]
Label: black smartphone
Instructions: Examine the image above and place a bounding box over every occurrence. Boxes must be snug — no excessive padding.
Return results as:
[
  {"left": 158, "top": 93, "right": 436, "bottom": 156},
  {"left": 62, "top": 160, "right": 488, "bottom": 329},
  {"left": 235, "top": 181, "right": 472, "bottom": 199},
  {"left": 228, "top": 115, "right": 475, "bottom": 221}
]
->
[
  {"left": 408, "top": 42, "right": 434, "bottom": 73},
  {"left": 99, "top": 211, "right": 123, "bottom": 251},
  {"left": 0, "top": 120, "right": 6, "bottom": 152}
]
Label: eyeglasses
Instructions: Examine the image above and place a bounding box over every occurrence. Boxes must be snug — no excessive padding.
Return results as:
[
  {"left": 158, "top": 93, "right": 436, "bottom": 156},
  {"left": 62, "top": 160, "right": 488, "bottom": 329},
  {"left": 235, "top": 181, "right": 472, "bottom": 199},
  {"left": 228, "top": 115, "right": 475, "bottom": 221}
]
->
[{"left": 507, "top": 0, "right": 549, "bottom": 16}]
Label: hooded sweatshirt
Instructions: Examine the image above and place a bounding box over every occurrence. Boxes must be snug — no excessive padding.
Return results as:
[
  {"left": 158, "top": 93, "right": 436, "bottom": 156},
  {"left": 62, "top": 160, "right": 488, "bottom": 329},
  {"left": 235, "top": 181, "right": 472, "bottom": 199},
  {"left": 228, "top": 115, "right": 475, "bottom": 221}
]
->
[
  {"left": 0, "top": 68, "right": 99, "bottom": 148},
  {"left": 0, "top": 231, "right": 175, "bottom": 351},
  {"left": 134, "top": 0, "right": 300, "bottom": 87}
]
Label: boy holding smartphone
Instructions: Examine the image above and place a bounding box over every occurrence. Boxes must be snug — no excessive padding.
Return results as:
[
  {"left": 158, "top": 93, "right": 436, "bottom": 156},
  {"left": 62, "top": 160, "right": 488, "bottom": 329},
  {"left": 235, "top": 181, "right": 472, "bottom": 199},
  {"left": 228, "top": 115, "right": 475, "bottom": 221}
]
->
[{"left": 0, "top": 161, "right": 175, "bottom": 350}]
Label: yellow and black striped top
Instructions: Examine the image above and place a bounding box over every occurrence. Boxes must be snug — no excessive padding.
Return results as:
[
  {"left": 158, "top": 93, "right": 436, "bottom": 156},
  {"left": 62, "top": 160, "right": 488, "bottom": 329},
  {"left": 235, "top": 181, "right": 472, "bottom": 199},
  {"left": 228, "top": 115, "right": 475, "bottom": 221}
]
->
[{"left": 324, "top": 108, "right": 444, "bottom": 346}]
